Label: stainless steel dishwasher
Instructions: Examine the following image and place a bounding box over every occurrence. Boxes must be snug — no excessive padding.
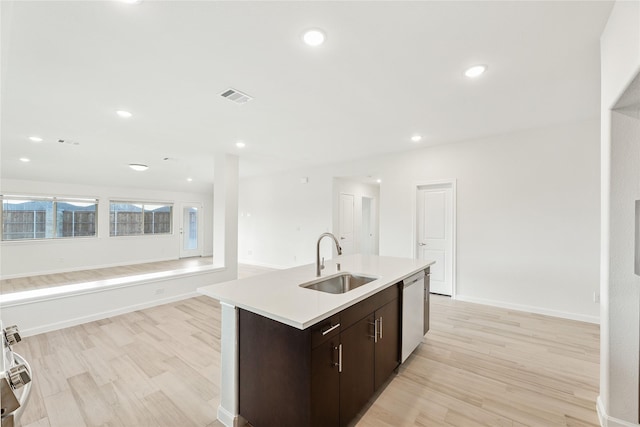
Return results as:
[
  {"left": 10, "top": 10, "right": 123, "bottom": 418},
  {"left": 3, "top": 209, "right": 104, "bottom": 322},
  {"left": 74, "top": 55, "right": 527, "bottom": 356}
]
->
[
  {"left": 401, "top": 270, "right": 425, "bottom": 362},
  {"left": 424, "top": 268, "right": 430, "bottom": 334}
]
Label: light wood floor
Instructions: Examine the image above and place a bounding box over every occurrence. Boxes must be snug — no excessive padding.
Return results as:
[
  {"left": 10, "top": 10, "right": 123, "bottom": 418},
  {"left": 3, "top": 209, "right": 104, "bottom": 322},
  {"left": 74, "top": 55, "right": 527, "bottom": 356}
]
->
[
  {"left": 12, "top": 269, "right": 599, "bottom": 427},
  {"left": 1, "top": 257, "right": 217, "bottom": 294}
]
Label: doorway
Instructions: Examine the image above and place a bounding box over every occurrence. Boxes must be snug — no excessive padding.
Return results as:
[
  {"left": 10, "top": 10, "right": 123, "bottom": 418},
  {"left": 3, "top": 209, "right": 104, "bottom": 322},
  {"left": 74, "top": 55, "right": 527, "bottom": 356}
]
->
[
  {"left": 416, "top": 181, "right": 456, "bottom": 296},
  {"left": 180, "top": 203, "right": 203, "bottom": 258},
  {"left": 332, "top": 177, "right": 380, "bottom": 257},
  {"left": 361, "top": 196, "right": 378, "bottom": 255},
  {"left": 339, "top": 193, "right": 355, "bottom": 254}
]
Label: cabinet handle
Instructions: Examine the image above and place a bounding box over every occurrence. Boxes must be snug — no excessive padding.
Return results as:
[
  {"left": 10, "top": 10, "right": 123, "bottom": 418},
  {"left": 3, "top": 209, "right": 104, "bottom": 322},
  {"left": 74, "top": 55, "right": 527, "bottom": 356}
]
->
[
  {"left": 322, "top": 323, "right": 340, "bottom": 336},
  {"left": 379, "top": 316, "right": 383, "bottom": 340},
  {"left": 369, "top": 320, "right": 378, "bottom": 343},
  {"left": 336, "top": 344, "right": 342, "bottom": 373}
]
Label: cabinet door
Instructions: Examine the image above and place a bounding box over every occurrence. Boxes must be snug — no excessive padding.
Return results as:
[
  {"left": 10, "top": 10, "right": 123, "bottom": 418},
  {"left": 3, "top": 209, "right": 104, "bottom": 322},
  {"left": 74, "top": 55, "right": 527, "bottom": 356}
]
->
[
  {"left": 311, "top": 338, "right": 340, "bottom": 427},
  {"left": 375, "top": 299, "right": 400, "bottom": 390},
  {"left": 339, "top": 314, "right": 375, "bottom": 427}
]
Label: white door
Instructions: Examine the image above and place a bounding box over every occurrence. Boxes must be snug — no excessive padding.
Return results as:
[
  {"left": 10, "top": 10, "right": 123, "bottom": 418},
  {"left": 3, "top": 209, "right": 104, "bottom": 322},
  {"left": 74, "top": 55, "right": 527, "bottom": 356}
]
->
[
  {"left": 417, "top": 185, "right": 454, "bottom": 295},
  {"left": 180, "top": 204, "right": 203, "bottom": 258},
  {"left": 339, "top": 193, "right": 355, "bottom": 254}
]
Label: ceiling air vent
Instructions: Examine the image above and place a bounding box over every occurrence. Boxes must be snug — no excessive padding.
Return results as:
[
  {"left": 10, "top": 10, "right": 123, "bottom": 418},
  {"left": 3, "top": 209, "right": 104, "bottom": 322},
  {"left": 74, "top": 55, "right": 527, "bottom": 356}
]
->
[{"left": 220, "top": 88, "right": 253, "bottom": 104}]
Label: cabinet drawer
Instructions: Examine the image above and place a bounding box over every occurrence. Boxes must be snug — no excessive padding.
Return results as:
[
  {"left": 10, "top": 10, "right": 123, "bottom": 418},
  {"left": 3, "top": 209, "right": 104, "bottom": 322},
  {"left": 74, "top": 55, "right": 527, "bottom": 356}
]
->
[
  {"left": 341, "top": 284, "right": 401, "bottom": 330},
  {"left": 341, "top": 297, "right": 376, "bottom": 331},
  {"left": 311, "top": 313, "right": 341, "bottom": 348},
  {"left": 372, "top": 283, "right": 400, "bottom": 308}
]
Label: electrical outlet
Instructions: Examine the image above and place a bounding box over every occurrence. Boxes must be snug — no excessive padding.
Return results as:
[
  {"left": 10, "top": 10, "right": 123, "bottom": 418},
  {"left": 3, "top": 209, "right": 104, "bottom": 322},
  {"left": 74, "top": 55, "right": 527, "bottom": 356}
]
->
[{"left": 593, "top": 292, "right": 600, "bottom": 303}]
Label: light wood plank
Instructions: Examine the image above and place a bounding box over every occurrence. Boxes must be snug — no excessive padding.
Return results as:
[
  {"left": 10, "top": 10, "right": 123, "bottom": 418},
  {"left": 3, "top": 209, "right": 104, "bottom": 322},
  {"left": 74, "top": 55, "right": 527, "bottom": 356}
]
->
[
  {"left": 43, "top": 389, "right": 86, "bottom": 427},
  {"left": 13, "top": 265, "right": 599, "bottom": 427},
  {"left": 67, "top": 372, "right": 123, "bottom": 427}
]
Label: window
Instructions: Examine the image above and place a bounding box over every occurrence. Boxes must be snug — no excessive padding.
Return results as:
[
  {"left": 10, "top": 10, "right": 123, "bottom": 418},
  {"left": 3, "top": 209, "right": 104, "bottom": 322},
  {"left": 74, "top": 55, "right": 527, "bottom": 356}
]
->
[
  {"left": 110, "top": 201, "right": 172, "bottom": 236},
  {"left": 1, "top": 195, "right": 98, "bottom": 241}
]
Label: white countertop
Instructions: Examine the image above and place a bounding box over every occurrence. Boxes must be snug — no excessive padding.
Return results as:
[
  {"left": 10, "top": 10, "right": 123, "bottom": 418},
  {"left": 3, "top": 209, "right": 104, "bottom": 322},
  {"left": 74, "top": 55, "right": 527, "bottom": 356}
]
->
[{"left": 198, "top": 254, "right": 434, "bottom": 329}]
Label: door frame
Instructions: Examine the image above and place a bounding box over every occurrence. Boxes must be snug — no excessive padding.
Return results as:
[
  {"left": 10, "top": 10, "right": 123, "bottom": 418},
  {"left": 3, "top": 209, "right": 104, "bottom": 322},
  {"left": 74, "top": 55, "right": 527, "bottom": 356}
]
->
[
  {"left": 411, "top": 179, "right": 457, "bottom": 298},
  {"left": 179, "top": 202, "right": 204, "bottom": 258}
]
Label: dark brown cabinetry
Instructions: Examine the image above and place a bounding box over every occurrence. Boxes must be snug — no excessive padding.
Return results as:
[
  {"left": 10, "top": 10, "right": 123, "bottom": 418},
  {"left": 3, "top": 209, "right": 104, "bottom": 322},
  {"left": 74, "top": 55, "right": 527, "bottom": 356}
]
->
[
  {"left": 374, "top": 299, "right": 400, "bottom": 390},
  {"left": 239, "top": 283, "right": 401, "bottom": 427},
  {"left": 310, "top": 338, "right": 340, "bottom": 426},
  {"left": 338, "top": 314, "right": 375, "bottom": 426}
]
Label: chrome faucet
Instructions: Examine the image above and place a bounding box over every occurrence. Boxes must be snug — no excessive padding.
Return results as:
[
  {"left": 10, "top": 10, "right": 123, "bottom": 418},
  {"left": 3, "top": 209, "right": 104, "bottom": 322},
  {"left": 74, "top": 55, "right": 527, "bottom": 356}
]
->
[{"left": 316, "top": 232, "right": 343, "bottom": 277}]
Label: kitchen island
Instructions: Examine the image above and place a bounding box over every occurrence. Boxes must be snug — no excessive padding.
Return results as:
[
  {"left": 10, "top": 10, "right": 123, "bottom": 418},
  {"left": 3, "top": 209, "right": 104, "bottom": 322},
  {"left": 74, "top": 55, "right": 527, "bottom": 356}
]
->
[{"left": 198, "top": 254, "right": 434, "bottom": 427}]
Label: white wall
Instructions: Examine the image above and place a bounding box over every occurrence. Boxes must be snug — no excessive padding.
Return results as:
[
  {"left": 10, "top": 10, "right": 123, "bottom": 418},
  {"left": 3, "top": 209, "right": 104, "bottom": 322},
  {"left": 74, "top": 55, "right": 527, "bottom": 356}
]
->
[
  {"left": 378, "top": 120, "right": 601, "bottom": 321},
  {"left": 1, "top": 154, "right": 240, "bottom": 336},
  {"left": 332, "top": 178, "right": 380, "bottom": 256},
  {"left": 238, "top": 170, "right": 334, "bottom": 268},
  {"left": 0, "top": 179, "right": 214, "bottom": 278},
  {"left": 1, "top": 268, "right": 234, "bottom": 336},
  {"left": 239, "top": 119, "right": 601, "bottom": 322},
  {"left": 599, "top": 1, "right": 640, "bottom": 425}
]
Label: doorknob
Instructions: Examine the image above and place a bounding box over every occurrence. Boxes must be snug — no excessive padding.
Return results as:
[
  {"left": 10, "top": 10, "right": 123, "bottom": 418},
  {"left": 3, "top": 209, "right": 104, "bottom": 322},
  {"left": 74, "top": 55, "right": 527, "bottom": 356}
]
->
[
  {"left": 418, "top": 243, "right": 426, "bottom": 246},
  {"left": 340, "top": 237, "right": 346, "bottom": 240}
]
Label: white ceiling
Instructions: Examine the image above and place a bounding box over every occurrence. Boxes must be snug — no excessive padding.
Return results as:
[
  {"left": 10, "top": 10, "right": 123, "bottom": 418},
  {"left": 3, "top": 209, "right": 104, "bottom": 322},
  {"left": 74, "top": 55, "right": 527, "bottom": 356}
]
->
[{"left": 1, "top": 1, "right": 613, "bottom": 193}]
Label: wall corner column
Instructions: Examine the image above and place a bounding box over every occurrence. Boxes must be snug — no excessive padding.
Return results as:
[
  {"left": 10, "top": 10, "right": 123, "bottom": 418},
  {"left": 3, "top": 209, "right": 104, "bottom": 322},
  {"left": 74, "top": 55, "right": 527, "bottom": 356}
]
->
[{"left": 213, "top": 153, "right": 239, "bottom": 278}]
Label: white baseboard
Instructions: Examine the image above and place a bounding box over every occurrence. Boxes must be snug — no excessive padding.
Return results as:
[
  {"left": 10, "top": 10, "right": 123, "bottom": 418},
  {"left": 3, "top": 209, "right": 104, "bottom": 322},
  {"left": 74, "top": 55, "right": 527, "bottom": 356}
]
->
[
  {"left": 237, "top": 259, "right": 288, "bottom": 270},
  {"left": 597, "top": 396, "right": 640, "bottom": 427},
  {"left": 217, "top": 405, "right": 244, "bottom": 427},
  {"left": 454, "top": 294, "right": 600, "bottom": 324},
  {"left": 20, "top": 291, "right": 198, "bottom": 337}
]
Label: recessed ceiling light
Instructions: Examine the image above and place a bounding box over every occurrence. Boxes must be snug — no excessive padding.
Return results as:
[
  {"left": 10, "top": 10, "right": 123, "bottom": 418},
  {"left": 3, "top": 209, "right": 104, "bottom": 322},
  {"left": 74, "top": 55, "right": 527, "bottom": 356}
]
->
[
  {"left": 120, "top": 0, "right": 142, "bottom": 4},
  {"left": 129, "top": 163, "right": 148, "bottom": 171},
  {"left": 376, "top": 179, "right": 382, "bottom": 184},
  {"left": 236, "top": 141, "right": 246, "bottom": 148},
  {"left": 411, "top": 135, "right": 422, "bottom": 142},
  {"left": 29, "top": 136, "right": 43, "bottom": 142},
  {"left": 116, "top": 110, "right": 133, "bottom": 118},
  {"left": 303, "top": 29, "right": 326, "bottom": 47},
  {"left": 187, "top": 178, "right": 193, "bottom": 182},
  {"left": 464, "top": 65, "right": 487, "bottom": 78},
  {"left": 19, "top": 157, "right": 30, "bottom": 162}
]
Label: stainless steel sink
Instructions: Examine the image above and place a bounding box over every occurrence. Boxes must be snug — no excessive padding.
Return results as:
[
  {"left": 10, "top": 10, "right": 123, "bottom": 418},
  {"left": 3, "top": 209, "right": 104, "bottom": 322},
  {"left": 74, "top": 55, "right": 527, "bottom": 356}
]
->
[{"left": 300, "top": 273, "right": 377, "bottom": 294}]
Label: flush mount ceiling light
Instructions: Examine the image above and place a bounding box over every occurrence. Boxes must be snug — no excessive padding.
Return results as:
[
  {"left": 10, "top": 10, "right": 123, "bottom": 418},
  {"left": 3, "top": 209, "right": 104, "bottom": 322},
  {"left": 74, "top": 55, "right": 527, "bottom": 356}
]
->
[
  {"left": 29, "top": 136, "right": 43, "bottom": 142},
  {"left": 116, "top": 110, "right": 133, "bottom": 118},
  {"left": 19, "top": 157, "right": 30, "bottom": 162},
  {"left": 303, "top": 29, "right": 326, "bottom": 47},
  {"left": 236, "top": 141, "right": 246, "bottom": 148},
  {"left": 187, "top": 178, "right": 193, "bottom": 182},
  {"left": 464, "top": 64, "right": 487, "bottom": 78},
  {"left": 128, "top": 163, "right": 148, "bottom": 171},
  {"left": 411, "top": 135, "right": 422, "bottom": 142}
]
